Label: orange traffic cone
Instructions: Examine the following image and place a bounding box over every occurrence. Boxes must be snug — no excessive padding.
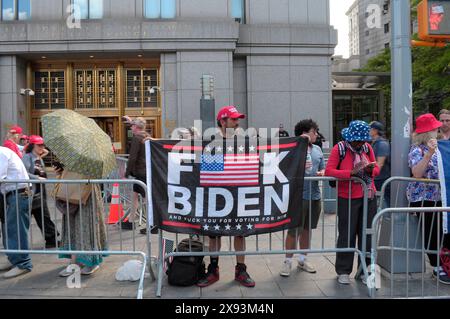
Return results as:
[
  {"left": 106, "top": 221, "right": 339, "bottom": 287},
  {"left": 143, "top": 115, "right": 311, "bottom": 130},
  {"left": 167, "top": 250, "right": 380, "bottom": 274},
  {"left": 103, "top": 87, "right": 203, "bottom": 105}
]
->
[{"left": 108, "top": 183, "right": 124, "bottom": 224}]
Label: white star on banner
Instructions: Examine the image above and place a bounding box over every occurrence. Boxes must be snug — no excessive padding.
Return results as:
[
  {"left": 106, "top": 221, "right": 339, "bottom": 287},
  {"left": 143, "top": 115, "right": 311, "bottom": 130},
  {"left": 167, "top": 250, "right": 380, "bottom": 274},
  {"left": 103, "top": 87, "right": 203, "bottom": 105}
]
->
[
  {"left": 225, "top": 224, "right": 231, "bottom": 231},
  {"left": 246, "top": 224, "right": 253, "bottom": 230},
  {"left": 203, "top": 225, "right": 209, "bottom": 230},
  {"left": 204, "top": 146, "right": 212, "bottom": 153},
  {"left": 216, "top": 146, "right": 223, "bottom": 153},
  {"left": 214, "top": 224, "right": 220, "bottom": 231},
  {"left": 238, "top": 145, "right": 244, "bottom": 153},
  {"left": 227, "top": 146, "right": 234, "bottom": 152},
  {"left": 249, "top": 145, "right": 256, "bottom": 152},
  {"left": 236, "top": 224, "right": 242, "bottom": 230}
]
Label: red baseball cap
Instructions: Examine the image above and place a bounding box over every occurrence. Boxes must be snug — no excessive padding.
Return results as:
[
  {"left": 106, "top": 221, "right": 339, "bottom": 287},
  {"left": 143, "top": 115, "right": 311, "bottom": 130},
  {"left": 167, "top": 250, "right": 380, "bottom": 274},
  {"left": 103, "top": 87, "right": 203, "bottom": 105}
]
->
[
  {"left": 216, "top": 106, "right": 245, "bottom": 121},
  {"left": 9, "top": 126, "right": 23, "bottom": 135},
  {"left": 415, "top": 113, "right": 442, "bottom": 134},
  {"left": 29, "top": 135, "right": 45, "bottom": 145},
  {"left": 21, "top": 135, "right": 29, "bottom": 140}
]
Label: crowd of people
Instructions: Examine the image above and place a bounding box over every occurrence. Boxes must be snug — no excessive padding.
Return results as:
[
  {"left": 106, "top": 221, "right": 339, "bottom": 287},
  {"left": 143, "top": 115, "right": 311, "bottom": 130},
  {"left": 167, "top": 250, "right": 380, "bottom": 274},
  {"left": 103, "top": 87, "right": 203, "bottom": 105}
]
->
[
  {"left": 1, "top": 108, "right": 450, "bottom": 289},
  {"left": 0, "top": 125, "right": 107, "bottom": 278}
]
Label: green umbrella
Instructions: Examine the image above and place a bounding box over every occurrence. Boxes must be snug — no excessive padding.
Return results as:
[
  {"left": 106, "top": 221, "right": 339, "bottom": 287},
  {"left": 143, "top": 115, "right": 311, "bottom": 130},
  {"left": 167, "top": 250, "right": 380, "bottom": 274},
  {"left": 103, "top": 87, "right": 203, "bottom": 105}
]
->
[{"left": 41, "top": 109, "right": 117, "bottom": 179}]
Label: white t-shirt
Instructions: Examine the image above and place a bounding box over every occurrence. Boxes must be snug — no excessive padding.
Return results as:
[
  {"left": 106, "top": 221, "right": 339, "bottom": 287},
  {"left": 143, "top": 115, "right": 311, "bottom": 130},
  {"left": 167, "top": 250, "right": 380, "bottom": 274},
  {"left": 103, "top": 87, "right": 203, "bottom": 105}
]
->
[{"left": 0, "top": 146, "right": 30, "bottom": 194}]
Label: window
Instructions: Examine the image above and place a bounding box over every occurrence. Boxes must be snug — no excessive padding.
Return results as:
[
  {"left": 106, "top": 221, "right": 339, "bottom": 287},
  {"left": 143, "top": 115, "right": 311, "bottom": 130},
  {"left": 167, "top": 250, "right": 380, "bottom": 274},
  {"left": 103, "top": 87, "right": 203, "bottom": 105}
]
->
[
  {"left": 126, "top": 69, "right": 158, "bottom": 108},
  {"left": 34, "top": 71, "right": 66, "bottom": 110},
  {"left": 231, "top": 0, "right": 245, "bottom": 23},
  {"left": 1, "top": 0, "right": 30, "bottom": 20},
  {"left": 384, "top": 23, "right": 389, "bottom": 33},
  {"left": 365, "top": 30, "right": 369, "bottom": 36},
  {"left": 72, "top": 0, "right": 103, "bottom": 19},
  {"left": 144, "top": 0, "right": 176, "bottom": 19},
  {"left": 366, "top": 48, "right": 370, "bottom": 55},
  {"left": 74, "top": 69, "right": 116, "bottom": 109},
  {"left": 385, "top": 42, "right": 390, "bottom": 49}
]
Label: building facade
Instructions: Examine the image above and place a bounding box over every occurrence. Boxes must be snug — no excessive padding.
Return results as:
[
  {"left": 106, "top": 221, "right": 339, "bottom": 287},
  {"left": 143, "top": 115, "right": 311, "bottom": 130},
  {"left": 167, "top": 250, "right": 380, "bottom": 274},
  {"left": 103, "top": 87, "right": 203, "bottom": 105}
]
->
[
  {"left": 0, "top": 0, "right": 337, "bottom": 152},
  {"left": 346, "top": 0, "right": 391, "bottom": 68}
]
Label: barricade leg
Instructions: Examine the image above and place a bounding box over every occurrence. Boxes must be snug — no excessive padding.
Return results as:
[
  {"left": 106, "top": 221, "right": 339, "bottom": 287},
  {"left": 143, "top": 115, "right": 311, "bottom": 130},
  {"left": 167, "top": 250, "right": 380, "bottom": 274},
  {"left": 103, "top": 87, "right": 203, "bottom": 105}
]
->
[{"left": 156, "top": 231, "right": 164, "bottom": 297}]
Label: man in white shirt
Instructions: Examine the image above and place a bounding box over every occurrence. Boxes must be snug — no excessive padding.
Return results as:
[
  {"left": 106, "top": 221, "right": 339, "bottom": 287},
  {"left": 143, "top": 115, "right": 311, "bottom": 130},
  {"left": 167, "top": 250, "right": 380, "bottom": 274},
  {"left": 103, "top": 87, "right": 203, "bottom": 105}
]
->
[{"left": 0, "top": 146, "right": 33, "bottom": 279}]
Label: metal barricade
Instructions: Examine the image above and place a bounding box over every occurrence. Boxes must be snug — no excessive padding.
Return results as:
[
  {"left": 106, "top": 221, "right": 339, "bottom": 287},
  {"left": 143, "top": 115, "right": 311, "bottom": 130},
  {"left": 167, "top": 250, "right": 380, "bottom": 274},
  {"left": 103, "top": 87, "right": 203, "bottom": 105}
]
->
[
  {"left": 0, "top": 178, "right": 153, "bottom": 299},
  {"left": 368, "top": 207, "right": 450, "bottom": 298},
  {"left": 367, "top": 176, "right": 450, "bottom": 298},
  {"left": 154, "top": 176, "right": 371, "bottom": 297}
]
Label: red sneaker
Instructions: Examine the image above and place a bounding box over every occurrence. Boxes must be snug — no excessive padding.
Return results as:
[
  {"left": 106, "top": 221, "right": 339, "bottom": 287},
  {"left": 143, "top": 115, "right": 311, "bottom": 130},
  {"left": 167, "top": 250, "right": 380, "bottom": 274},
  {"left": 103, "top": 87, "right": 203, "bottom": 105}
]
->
[
  {"left": 235, "top": 264, "right": 255, "bottom": 287},
  {"left": 196, "top": 265, "right": 219, "bottom": 287}
]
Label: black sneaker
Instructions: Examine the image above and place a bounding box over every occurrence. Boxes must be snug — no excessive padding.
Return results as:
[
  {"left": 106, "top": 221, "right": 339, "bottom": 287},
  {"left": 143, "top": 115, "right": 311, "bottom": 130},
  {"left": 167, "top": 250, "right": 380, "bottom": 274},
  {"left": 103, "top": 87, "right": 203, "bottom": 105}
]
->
[
  {"left": 432, "top": 267, "right": 450, "bottom": 285},
  {"left": 121, "top": 221, "right": 134, "bottom": 230},
  {"left": 139, "top": 226, "right": 158, "bottom": 235},
  {"left": 197, "top": 264, "right": 219, "bottom": 287},
  {"left": 235, "top": 264, "right": 255, "bottom": 287}
]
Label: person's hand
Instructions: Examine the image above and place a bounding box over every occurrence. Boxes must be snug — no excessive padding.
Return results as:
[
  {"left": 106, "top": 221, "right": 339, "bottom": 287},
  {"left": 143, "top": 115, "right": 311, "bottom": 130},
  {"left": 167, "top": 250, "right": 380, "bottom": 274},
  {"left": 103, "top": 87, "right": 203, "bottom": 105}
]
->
[
  {"left": 427, "top": 138, "right": 438, "bottom": 155},
  {"left": 38, "top": 177, "right": 46, "bottom": 180},
  {"left": 300, "top": 134, "right": 311, "bottom": 143},
  {"left": 364, "top": 162, "right": 376, "bottom": 175},
  {"left": 142, "top": 136, "right": 155, "bottom": 143},
  {"left": 122, "top": 115, "right": 132, "bottom": 123},
  {"left": 316, "top": 170, "right": 325, "bottom": 177}
]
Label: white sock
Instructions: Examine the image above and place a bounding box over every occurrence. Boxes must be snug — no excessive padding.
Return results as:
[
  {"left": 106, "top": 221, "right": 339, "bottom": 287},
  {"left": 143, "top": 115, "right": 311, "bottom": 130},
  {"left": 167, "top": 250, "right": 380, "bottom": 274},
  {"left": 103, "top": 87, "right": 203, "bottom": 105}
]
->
[
  {"left": 298, "top": 254, "right": 306, "bottom": 263},
  {"left": 285, "top": 257, "right": 293, "bottom": 264}
]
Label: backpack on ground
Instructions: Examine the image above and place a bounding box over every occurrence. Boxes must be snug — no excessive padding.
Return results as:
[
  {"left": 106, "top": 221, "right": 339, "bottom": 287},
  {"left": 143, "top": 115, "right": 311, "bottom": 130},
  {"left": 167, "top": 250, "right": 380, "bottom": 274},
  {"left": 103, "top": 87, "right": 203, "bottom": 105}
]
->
[
  {"left": 329, "top": 141, "right": 370, "bottom": 188},
  {"left": 166, "top": 238, "right": 205, "bottom": 286}
]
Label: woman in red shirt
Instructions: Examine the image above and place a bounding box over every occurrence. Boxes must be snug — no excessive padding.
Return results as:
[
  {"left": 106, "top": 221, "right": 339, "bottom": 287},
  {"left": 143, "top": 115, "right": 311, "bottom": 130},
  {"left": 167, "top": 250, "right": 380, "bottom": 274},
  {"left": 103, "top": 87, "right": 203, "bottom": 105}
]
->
[
  {"left": 3, "top": 126, "right": 23, "bottom": 158},
  {"left": 325, "top": 120, "right": 379, "bottom": 285}
]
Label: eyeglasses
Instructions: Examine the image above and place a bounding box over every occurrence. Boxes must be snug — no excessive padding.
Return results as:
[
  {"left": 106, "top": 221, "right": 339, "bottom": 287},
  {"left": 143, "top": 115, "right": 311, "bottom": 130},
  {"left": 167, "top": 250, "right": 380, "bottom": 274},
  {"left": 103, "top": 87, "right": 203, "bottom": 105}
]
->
[{"left": 441, "top": 119, "right": 450, "bottom": 123}]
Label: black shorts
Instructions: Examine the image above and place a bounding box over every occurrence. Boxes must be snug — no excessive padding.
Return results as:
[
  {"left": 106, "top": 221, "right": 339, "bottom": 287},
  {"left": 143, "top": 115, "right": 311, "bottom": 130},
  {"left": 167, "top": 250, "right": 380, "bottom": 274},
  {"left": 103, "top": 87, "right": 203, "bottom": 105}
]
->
[{"left": 133, "top": 175, "right": 147, "bottom": 198}]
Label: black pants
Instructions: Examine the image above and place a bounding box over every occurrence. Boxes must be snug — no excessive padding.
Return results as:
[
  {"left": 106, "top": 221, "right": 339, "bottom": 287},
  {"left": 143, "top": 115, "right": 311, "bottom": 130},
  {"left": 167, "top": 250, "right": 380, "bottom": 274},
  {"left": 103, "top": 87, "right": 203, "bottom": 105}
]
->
[
  {"left": 410, "top": 201, "right": 450, "bottom": 267},
  {"left": 336, "top": 197, "right": 377, "bottom": 275},
  {"left": 31, "top": 187, "right": 59, "bottom": 245}
]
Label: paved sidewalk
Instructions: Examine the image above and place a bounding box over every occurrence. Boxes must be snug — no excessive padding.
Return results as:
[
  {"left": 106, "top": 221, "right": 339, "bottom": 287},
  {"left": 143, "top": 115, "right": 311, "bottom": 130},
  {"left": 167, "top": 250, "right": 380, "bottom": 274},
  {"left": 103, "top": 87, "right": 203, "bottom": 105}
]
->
[{"left": 1, "top": 212, "right": 449, "bottom": 299}]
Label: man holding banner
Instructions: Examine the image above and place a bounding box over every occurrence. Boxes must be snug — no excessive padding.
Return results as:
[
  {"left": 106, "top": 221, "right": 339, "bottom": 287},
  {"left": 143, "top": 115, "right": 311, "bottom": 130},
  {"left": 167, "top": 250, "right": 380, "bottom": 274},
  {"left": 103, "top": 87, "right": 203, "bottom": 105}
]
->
[
  {"left": 148, "top": 106, "right": 308, "bottom": 288},
  {"left": 196, "top": 106, "right": 255, "bottom": 288}
]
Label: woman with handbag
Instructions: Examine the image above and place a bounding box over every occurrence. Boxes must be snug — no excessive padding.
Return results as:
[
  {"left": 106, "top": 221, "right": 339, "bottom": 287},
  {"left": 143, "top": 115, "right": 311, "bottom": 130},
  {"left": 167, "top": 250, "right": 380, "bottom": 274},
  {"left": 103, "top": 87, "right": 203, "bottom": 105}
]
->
[
  {"left": 53, "top": 163, "right": 108, "bottom": 277},
  {"left": 22, "top": 135, "right": 59, "bottom": 248}
]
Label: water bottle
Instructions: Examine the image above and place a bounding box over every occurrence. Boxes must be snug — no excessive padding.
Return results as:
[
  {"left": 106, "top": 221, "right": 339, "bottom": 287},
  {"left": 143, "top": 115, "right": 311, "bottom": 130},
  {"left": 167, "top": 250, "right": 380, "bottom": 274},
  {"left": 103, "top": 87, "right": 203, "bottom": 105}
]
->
[{"left": 305, "top": 150, "right": 313, "bottom": 174}]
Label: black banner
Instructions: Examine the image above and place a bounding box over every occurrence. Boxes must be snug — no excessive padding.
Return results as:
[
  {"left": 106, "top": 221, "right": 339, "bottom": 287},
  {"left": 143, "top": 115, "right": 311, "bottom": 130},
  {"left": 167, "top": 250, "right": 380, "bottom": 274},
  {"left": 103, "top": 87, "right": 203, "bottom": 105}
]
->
[{"left": 148, "top": 136, "right": 307, "bottom": 236}]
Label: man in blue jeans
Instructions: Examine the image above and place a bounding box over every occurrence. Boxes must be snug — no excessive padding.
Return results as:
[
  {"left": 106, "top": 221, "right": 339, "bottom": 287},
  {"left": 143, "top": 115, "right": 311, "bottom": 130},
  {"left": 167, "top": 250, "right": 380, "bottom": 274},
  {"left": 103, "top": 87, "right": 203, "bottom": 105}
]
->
[{"left": 0, "top": 146, "right": 33, "bottom": 279}]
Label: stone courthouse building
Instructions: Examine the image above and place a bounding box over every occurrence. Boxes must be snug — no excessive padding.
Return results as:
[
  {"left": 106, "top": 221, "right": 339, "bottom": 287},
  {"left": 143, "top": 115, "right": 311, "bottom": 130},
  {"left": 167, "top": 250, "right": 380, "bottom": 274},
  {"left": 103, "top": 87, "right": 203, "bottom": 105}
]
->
[{"left": 0, "top": 0, "right": 336, "bottom": 152}]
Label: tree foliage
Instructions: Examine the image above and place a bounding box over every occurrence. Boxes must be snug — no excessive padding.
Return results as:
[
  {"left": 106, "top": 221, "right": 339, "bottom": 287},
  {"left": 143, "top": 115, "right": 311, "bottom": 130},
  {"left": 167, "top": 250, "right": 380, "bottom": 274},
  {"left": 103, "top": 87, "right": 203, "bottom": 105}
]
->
[{"left": 361, "top": 0, "right": 450, "bottom": 117}]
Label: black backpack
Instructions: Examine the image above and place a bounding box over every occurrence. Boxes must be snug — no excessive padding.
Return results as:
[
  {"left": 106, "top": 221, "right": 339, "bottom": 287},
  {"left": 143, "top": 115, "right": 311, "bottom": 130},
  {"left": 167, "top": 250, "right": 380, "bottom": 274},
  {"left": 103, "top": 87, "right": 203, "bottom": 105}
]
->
[
  {"left": 329, "top": 141, "right": 370, "bottom": 187},
  {"left": 166, "top": 238, "right": 205, "bottom": 286}
]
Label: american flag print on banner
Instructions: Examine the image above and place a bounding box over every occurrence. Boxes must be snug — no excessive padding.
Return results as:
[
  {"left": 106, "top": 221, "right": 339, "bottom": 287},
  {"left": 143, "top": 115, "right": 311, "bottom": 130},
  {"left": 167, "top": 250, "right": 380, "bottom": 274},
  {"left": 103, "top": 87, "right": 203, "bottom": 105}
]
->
[{"left": 200, "top": 149, "right": 260, "bottom": 186}]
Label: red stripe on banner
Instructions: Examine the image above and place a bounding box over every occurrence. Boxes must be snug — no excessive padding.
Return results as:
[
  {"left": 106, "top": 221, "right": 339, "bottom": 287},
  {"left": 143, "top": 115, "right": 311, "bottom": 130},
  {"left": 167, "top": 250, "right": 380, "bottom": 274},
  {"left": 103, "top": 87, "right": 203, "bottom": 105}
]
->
[
  {"left": 200, "top": 172, "right": 258, "bottom": 176},
  {"left": 225, "top": 154, "right": 259, "bottom": 159},
  {"left": 257, "top": 143, "right": 297, "bottom": 150},
  {"left": 224, "top": 163, "right": 259, "bottom": 167},
  {"left": 200, "top": 177, "right": 258, "bottom": 181},
  {"left": 255, "top": 218, "right": 292, "bottom": 229},
  {"left": 200, "top": 183, "right": 259, "bottom": 186},
  {"left": 163, "top": 221, "right": 201, "bottom": 229},
  {"left": 163, "top": 145, "right": 203, "bottom": 151}
]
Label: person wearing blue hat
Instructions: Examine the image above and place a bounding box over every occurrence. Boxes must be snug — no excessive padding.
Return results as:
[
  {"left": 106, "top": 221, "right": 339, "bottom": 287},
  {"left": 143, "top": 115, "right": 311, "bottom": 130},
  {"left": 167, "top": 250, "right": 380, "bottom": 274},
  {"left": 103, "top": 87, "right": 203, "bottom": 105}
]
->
[{"left": 325, "top": 120, "right": 380, "bottom": 285}]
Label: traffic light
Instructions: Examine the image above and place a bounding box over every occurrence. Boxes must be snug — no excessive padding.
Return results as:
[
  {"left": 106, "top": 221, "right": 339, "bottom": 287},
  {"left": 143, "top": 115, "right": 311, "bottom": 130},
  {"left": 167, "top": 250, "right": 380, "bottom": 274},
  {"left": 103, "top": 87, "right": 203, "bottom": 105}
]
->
[{"left": 418, "top": 0, "right": 450, "bottom": 41}]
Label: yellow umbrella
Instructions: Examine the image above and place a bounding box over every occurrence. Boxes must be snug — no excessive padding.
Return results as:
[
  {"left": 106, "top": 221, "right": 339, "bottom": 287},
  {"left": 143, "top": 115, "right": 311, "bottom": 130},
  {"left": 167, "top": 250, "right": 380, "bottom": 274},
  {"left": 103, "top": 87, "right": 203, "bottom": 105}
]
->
[{"left": 41, "top": 109, "right": 116, "bottom": 178}]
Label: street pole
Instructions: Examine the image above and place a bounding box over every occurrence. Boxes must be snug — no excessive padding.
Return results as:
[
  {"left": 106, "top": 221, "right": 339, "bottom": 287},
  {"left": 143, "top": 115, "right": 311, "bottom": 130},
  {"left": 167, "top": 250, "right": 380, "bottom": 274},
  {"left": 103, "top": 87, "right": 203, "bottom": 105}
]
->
[
  {"left": 391, "top": 0, "right": 412, "bottom": 181},
  {"left": 377, "top": 0, "right": 423, "bottom": 274}
]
